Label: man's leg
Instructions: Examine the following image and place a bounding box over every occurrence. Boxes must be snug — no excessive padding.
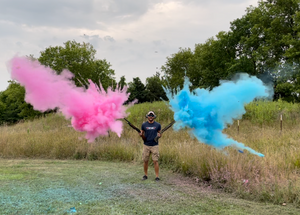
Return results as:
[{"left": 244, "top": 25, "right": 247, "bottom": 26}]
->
[
  {"left": 152, "top": 145, "right": 160, "bottom": 180},
  {"left": 144, "top": 160, "right": 149, "bottom": 176},
  {"left": 153, "top": 160, "right": 159, "bottom": 178},
  {"left": 142, "top": 145, "right": 150, "bottom": 180}
]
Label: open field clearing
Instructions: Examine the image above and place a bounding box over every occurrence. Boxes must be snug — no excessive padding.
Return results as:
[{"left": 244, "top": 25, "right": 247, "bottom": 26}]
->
[
  {"left": 1, "top": 101, "right": 300, "bottom": 209},
  {"left": 0, "top": 159, "right": 299, "bottom": 215}
]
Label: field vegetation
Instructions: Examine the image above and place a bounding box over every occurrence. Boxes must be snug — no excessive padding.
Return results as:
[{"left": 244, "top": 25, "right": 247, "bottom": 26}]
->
[
  {"left": 2, "top": 160, "right": 300, "bottom": 214},
  {"left": 1, "top": 100, "right": 300, "bottom": 206}
]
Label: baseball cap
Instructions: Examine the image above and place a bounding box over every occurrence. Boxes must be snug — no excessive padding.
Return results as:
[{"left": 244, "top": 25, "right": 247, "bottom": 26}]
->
[{"left": 147, "top": 111, "right": 155, "bottom": 116}]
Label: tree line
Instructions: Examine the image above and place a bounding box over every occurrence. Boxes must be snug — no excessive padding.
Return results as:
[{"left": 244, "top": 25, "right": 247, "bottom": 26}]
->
[
  {"left": 1, "top": 0, "right": 300, "bottom": 124},
  {"left": 162, "top": 0, "right": 300, "bottom": 102}
]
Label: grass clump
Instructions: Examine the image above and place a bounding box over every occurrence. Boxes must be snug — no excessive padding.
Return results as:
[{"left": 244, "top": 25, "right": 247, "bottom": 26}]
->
[{"left": 243, "top": 99, "right": 300, "bottom": 125}]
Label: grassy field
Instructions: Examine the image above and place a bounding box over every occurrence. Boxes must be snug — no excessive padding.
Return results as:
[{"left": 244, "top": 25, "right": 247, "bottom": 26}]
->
[
  {"left": 1, "top": 100, "right": 300, "bottom": 208},
  {"left": 1, "top": 159, "right": 299, "bottom": 215}
]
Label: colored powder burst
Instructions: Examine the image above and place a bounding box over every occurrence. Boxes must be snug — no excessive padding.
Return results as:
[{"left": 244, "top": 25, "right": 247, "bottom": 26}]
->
[
  {"left": 164, "top": 74, "right": 273, "bottom": 157},
  {"left": 9, "top": 56, "right": 129, "bottom": 142}
]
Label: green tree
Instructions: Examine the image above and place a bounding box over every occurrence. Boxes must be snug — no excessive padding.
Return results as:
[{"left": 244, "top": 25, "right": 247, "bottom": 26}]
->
[
  {"left": 0, "top": 81, "right": 42, "bottom": 124},
  {"left": 38, "top": 40, "right": 115, "bottom": 90},
  {"left": 161, "top": 48, "right": 194, "bottom": 90},
  {"left": 0, "top": 100, "right": 6, "bottom": 123},
  {"left": 161, "top": 0, "right": 300, "bottom": 102},
  {"left": 93, "top": 59, "right": 116, "bottom": 90},
  {"left": 161, "top": 31, "right": 237, "bottom": 91},
  {"left": 192, "top": 31, "right": 237, "bottom": 89},
  {"left": 146, "top": 73, "right": 168, "bottom": 102},
  {"left": 127, "top": 77, "right": 149, "bottom": 103},
  {"left": 230, "top": 5, "right": 267, "bottom": 75},
  {"left": 271, "top": 63, "right": 300, "bottom": 102},
  {"left": 118, "top": 76, "right": 127, "bottom": 90},
  {"left": 230, "top": 0, "right": 300, "bottom": 74},
  {"left": 275, "top": 82, "right": 295, "bottom": 102}
]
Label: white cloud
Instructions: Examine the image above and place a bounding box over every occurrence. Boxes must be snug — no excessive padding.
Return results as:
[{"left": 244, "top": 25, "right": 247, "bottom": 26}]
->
[{"left": 0, "top": 0, "right": 258, "bottom": 91}]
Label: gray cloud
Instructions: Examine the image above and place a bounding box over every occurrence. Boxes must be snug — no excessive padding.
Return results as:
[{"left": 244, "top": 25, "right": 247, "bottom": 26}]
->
[
  {"left": 175, "top": 0, "right": 254, "bottom": 5},
  {"left": 0, "top": 0, "right": 259, "bottom": 91},
  {"left": 104, "top": 35, "right": 115, "bottom": 42},
  {"left": 0, "top": 0, "right": 253, "bottom": 29},
  {"left": 0, "top": 21, "right": 22, "bottom": 37},
  {"left": 0, "top": 0, "right": 92, "bottom": 27},
  {"left": 80, "top": 34, "right": 103, "bottom": 48},
  {"left": 0, "top": 0, "right": 155, "bottom": 29}
]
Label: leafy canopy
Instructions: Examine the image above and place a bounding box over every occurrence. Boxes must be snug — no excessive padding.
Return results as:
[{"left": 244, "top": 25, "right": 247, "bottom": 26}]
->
[{"left": 38, "top": 40, "right": 116, "bottom": 90}]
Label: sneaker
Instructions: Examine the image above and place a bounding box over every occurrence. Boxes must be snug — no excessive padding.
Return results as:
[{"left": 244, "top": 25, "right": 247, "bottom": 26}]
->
[
  {"left": 142, "top": 175, "right": 148, "bottom": 180},
  {"left": 155, "top": 177, "right": 160, "bottom": 182}
]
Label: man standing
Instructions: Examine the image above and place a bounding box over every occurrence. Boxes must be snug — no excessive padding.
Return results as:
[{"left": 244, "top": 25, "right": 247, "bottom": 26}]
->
[{"left": 139, "top": 111, "right": 161, "bottom": 181}]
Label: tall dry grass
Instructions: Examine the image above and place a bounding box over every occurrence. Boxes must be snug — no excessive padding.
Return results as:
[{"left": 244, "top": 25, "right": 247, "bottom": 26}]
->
[{"left": 1, "top": 101, "right": 300, "bottom": 205}]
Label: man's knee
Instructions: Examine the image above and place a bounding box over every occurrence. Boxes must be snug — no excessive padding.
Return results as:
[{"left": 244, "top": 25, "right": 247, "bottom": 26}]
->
[
  {"left": 142, "top": 145, "right": 151, "bottom": 162},
  {"left": 151, "top": 146, "right": 159, "bottom": 161}
]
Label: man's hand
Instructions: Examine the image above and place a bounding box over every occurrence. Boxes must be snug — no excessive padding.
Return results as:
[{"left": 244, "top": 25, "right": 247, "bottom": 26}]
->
[
  {"left": 154, "top": 120, "right": 175, "bottom": 142},
  {"left": 140, "top": 131, "right": 146, "bottom": 141},
  {"left": 153, "top": 132, "right": 161, "bottom": 143}
]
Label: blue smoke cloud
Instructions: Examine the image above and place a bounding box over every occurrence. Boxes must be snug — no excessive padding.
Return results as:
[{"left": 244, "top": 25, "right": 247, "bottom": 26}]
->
[{"left": 164, "top": 73, "right": 273, "bottom": 157}]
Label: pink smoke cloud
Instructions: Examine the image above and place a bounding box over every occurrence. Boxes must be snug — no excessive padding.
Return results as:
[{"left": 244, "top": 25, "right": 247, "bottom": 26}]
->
[{"left": 9, "top": 56, "right": 130, "bottom": 142}]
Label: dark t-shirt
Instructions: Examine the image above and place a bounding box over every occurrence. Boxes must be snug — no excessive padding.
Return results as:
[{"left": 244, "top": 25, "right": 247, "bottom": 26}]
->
[{"left": 141, "top": 121, "right": 161, "bottom": 146}]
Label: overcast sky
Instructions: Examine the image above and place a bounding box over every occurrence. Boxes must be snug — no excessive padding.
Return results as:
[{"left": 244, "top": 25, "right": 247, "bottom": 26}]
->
[{"left": 0, "top": 0, "right": 258, "bottom": 91}]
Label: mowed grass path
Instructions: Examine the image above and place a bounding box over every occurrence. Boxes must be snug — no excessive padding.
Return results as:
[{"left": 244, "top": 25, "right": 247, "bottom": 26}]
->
[{"left": 0, "top": 159, "right": 299, "bottom": 215}]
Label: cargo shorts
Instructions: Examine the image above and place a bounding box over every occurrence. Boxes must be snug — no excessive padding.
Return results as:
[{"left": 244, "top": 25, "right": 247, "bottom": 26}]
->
[{"left": 142, "top": 145, "right": 159, "bottom": 162}]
